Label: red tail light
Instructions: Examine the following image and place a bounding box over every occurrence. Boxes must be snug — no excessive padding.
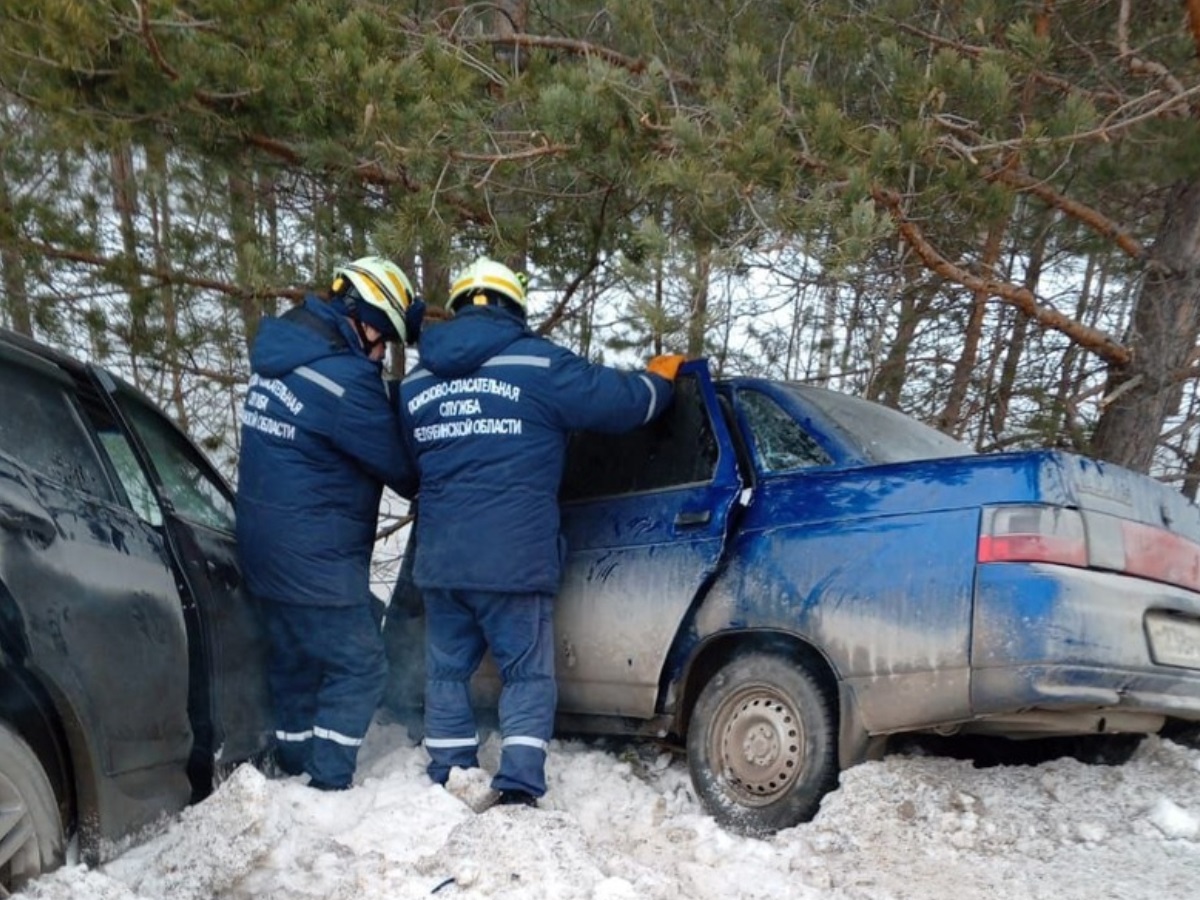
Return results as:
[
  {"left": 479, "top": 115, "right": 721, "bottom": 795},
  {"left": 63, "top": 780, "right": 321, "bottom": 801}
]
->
[
  {"left": 978, "top": 506, "right": 1087, "bottom": 567},
  {"left": 979, "top": 504, "right": 1200, "bottom": 594},
  {"left": 1120, "top": 520, "right": 1200, "bottom": 594}
]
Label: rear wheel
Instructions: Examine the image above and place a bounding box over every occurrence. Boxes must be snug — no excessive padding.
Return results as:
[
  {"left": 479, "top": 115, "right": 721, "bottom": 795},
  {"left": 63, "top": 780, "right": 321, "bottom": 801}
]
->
[
  {"left": 687, "top": 652, "right": 838, "bottom": 835},
  {"left": 0, "top": 723, "right": 64, "bottom": 894}
]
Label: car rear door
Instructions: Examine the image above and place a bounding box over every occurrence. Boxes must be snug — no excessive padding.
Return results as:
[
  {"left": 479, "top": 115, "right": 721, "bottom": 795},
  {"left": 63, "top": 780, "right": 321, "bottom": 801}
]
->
[
  {"left": 0, "top": 346, "right": 194, "bottom": 808},
  {"left": 554, "top": 363, "right": 744, "bottom": 717},
  {"left": 90, "top": 370, "right": 271, "bottom": 773}
]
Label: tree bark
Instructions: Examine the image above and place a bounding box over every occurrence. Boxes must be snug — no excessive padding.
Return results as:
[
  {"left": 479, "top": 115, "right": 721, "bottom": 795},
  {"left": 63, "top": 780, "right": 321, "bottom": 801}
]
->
[
  {"left": 111, "top": 144, "right": 152, "bottom": 386},
  {"left": 145, "top": 140, "right": 188, "bottom": 431},
  {"left": 1091, "top": 180, "right": 1200, "bottom": 472},
  {"left": 0, "top": 169, "right": 31, "bottom": 336},
  {"left": 869, "top": 248, "right": 932, "bottom": 409},
  {"left": 939, "top": 213, "right": 1008, "bottom": 435},
  {"left": 687, "top": 244, "right": 711, "bottom": 358},
  {"left": 227, "top": 160, "right": 260, "bottom": 351},
  {"left": 991, "top": 218, "right": 1048, "bottom": 442}
]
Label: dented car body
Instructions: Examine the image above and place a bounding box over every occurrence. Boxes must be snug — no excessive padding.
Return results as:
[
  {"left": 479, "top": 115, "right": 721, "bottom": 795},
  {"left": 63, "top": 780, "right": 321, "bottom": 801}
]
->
[
  {"left": 395, "top": 359, "right": 1200, "bottom": 833},
  {"left": 0, "top": 328, "right": 271, "bottom": 890}
]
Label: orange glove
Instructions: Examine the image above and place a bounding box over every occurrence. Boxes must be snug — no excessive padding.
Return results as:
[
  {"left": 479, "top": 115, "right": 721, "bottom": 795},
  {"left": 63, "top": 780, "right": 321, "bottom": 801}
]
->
[{"left": 647, "top": 354, "right": 686, "bottom": 381}]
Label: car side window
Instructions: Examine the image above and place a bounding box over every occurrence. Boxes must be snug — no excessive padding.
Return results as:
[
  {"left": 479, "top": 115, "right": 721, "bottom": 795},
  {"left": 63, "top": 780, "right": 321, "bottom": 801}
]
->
[
  {"left": 0, "top": 358, "right": 116, "bottom": 501},
  {"left": 96, "top": 429, "right": 164, "bottom": 526},
  {"left": 560, "top": 374, "right": 719, "bottom": 501},
  {"left": 738, "top": 389, "right": 833, "bottom": 472},
  {"left": 116, "top": 395, "right": 236, "bottom": 532}
]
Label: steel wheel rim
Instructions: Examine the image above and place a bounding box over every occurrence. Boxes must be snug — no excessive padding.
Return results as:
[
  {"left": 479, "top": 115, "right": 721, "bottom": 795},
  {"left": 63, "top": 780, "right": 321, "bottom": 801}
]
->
[
  {"left": 0, "top": 770, "right": 39, "bottom": 889},
  {"left": 710, "top": 683, "right": 805, "bottom": 807}
]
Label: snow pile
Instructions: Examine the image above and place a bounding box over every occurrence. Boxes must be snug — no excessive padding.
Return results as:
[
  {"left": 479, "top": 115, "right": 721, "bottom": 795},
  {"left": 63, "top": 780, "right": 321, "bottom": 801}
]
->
[{"left": 22, "top": 727, "right": 1200, "bottom": 900}]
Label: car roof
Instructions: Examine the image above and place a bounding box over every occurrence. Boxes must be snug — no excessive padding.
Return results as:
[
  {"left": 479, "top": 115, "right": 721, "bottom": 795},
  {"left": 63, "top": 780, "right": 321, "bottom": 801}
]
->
[{"left": 0, "top": 325, "right": 92, "bottom": 378}]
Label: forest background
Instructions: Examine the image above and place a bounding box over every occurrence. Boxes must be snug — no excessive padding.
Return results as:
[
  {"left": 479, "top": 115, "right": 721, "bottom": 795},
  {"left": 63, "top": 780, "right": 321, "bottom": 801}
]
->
[{"left": 3, "top": 0, "right": 1200, "bottom": 529}]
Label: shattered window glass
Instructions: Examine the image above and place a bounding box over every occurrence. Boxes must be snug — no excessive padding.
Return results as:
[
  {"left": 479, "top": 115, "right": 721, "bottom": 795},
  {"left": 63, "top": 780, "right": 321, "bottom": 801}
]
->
[
  {"left": 738, "top": 389, "right": 833, "bottom": 472},
  {"left": 561, "top": 374, "right": 718, "bottom": 501},
  {"left": 0, "top": 359, "right": 115, "bottom": 500}
]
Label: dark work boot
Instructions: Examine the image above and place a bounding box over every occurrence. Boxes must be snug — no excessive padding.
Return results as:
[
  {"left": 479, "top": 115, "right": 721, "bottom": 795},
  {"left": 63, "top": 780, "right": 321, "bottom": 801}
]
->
[
  {"left": 307, "top": 778, "right": 350, "bottom": 792},
  {"left": 496, "top": 790, "right": 538, "bottom": 808},
  {"left": 272, "top": 748, "right": 306, "bottom": 778}
]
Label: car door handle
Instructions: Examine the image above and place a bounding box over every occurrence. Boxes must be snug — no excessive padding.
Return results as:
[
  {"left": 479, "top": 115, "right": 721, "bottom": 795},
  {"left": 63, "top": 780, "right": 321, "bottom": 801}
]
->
[
  {"left": 674, "top": 509, "right": 712, "bottom": 528},
  {"left": 0, "top": 502, "right": 56, "bottom": 547}
]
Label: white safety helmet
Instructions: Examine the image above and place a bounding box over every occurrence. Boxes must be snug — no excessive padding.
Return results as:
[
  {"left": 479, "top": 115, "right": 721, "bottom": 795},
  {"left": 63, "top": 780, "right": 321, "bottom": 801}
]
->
[
  {"left": 331, "top": 256, "right": 415, "bottom": 342},
  {"left": 447, "top": 257, "right": 527, "bottom": 315}
]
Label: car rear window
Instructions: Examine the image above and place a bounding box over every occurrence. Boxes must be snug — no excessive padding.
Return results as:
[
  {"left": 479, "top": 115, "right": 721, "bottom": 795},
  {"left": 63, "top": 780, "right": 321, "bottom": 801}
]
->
[{"left": 784, "top": 384, "right": 972, "bottom": 463}]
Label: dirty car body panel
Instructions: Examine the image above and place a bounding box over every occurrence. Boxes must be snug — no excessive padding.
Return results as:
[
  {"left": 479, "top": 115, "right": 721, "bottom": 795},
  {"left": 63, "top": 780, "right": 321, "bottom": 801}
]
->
[
  {"left": 398, "top": 360, "right": 1200, "bottom": 832},
  {"left": 0, "top": 328, "right": 271, "bottom": 880}
]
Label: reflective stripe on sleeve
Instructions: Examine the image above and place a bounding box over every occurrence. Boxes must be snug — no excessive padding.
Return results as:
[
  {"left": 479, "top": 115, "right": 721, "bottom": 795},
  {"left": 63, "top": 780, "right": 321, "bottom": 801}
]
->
[
  {"left": 638, "top": 374, "right": 659, "bottom": 424},
  {"left": 312, "top": 725, "right": 364, "bottom": 747},
  {"left": 295, "top": 365, "right": 345, "bottom": 398},
  {"left": 482, "top": 355, "right": 551, "bottom": 369}
]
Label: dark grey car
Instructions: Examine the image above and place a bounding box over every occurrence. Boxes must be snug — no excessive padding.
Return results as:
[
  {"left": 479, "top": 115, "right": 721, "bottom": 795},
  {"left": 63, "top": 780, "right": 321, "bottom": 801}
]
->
[{"left": 0, "top": 327, "right": 271, "bottom": 892}]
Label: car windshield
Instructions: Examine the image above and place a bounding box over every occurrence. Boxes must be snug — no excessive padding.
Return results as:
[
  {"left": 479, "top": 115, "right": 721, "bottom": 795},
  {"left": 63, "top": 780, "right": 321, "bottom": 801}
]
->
[{"left": 782, "top": 384, "right": 973, "bottom": 464}]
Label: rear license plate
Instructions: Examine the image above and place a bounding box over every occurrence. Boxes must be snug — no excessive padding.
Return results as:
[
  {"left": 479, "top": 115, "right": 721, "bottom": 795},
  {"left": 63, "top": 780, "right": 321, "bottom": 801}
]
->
[{"left": 1146, "top": 612, "right": 1200, "bottom": 670}]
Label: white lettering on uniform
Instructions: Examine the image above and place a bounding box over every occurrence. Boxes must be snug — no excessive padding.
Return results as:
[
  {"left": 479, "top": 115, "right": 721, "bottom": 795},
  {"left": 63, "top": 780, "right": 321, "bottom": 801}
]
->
[
  {"left": 407, "top": 377, "right": 521, "bottom": 414},
  {"left": 240, "top": 407, "right": 297, "bottom": 441},
  {"left": 439, "top": 398, "right": 482, "bottom": 417},
  {"left": 413, "top": 418, "right": 522, "bottom": 443},
  {"left": 473, "top": 418, "right": 522, "bottom": 435},
  {"left": 249, "top": 373, "right": 304, "bottom": 415}
]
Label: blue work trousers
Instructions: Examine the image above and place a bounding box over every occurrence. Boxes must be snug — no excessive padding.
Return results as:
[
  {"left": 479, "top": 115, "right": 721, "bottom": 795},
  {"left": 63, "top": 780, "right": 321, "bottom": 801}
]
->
[
  {"left": 265, "top": 600, "right": 387, "bottom": 788},
  {"left": 422, "top": 588, "right": 556, "bottom": 797}
]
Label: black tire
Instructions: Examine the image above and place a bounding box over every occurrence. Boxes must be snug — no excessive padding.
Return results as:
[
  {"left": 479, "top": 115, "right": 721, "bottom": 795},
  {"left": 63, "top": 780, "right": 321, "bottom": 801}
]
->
[
  {"left": 0, "top": 723, "right": 64, "bottom": 893},
  {"left": 687, "top": 652, "right": 838, "bottom": 835}
]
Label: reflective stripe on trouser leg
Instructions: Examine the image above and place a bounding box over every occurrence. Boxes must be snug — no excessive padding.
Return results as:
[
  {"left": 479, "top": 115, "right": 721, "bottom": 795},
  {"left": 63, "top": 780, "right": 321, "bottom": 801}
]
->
[
  {"left": 307, "top": 602, "right": 388, "bottom": 788},
  {"left": 273, "top": 729, "right": 313, "bottom": 776},
  {"left": 423, "top": 588, "right": 489, "bottom": 784},
  {"left": 477, "top": 591, "right": 556, "bottom": 797},
  {"left": 265, "top": 600, "right": 322, "bottom": 776}
]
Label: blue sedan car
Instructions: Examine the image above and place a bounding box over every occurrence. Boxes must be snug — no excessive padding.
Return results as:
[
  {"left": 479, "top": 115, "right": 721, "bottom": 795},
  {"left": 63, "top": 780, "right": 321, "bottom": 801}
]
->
[{"left": 389, "top": 359, "right": 1200, "bottom": 834}]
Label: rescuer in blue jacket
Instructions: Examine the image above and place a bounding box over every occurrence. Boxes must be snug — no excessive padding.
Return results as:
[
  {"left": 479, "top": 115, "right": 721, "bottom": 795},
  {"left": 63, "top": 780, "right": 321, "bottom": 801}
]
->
[
  {"left": 237, "top": 256, "right": 424, "bottom": 790},
  {"left": 397, "top": 256, "right": 685, "bottom": 807}
]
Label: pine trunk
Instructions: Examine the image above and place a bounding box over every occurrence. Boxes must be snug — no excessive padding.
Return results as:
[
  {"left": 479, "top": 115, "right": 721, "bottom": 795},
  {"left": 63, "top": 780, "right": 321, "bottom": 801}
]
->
[
  {"left": 939, "top": 215, "right": 1007, "bottom": 435},
  {"left": 1091, "top": 180, "right": 1200, "bottom": 473},
  {"left": 0, "top": 169, "right": 31, "bottom": 336},
  {"left": 687, "top": 245, "right": 710, "bottom": 358}
]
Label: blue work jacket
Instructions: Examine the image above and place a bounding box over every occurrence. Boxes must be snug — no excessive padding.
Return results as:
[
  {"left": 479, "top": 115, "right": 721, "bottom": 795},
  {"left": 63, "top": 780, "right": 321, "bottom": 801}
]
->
[
  {"left": 237, "top": 296, "right": 416, "bottom": 606},
  {"left": 398, "top": 305, "right": 672, "bottom": 595}
]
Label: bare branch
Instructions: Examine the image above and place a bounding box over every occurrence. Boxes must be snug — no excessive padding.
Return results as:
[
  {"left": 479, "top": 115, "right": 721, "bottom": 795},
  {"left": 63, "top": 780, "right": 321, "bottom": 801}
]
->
[
  {"left": 135, "top": 0, "right": 256, "bottom": 104},
  {"left": 985, "top": 166, "right": 1145, "bottom": 260},
  {"left": 24, "top": 239, "right": 307, "bottom": 302},
  {"left": 468, "top": 32, "right": 697, "bottom": 90},
  {"left": 872, "top": 188, "right": 1131, "bottom": 366},
  {"left": 1117, "top": 0, "right": 1188, "bottom": 97}
]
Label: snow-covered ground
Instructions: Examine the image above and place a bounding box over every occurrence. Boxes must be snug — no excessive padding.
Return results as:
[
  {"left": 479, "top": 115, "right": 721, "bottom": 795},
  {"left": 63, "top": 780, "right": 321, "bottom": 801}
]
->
[{"left": 21, "top": 726, "right": 1200, "bottom": 900}]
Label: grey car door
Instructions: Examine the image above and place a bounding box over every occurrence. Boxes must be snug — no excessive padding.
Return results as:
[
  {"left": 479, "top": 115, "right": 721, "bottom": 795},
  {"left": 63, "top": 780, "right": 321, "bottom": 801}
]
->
[{"left": 554, "top": 365, "right": 744, "bottom": 718}]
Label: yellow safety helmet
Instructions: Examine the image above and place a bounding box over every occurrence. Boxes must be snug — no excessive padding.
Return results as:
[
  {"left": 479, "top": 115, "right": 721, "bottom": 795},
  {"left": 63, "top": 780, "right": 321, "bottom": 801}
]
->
[
  {"left": 448, "top": 257, "right": 527, "bottom": 315},
  {"left": 331, "top": 256, "right": 415, "bottom": 342}
]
